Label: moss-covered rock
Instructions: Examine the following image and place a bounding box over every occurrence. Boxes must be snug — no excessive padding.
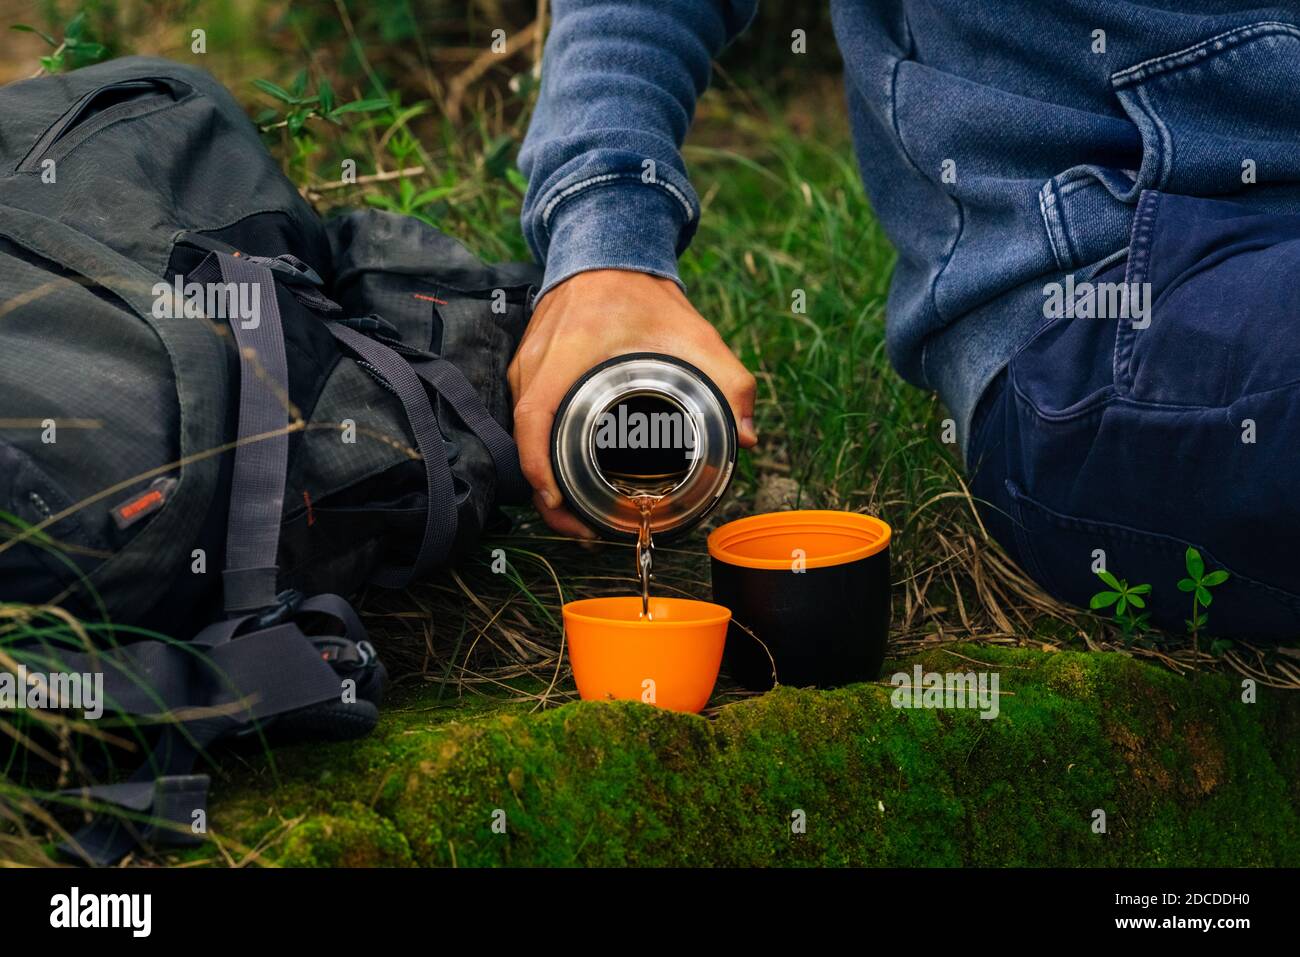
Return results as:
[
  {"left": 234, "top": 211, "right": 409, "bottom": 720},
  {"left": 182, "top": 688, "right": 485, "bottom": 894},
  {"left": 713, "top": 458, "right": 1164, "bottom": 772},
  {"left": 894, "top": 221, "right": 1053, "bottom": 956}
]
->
[{"left": 198, "top": 645, "right": 1299, "bottom": 866}]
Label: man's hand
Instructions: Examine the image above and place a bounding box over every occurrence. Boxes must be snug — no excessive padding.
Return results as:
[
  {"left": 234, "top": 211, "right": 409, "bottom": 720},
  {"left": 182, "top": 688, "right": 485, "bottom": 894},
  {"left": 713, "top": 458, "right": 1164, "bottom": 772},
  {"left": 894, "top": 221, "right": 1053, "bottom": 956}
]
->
[{"left": 507, "top": 269, "right": 758, "bottom": 538}]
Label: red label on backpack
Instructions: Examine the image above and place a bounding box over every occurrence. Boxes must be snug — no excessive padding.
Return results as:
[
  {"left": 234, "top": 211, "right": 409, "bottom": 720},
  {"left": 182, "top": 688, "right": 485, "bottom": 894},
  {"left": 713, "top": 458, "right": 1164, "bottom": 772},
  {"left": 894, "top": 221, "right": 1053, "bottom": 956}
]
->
[{"left": 111, "top": 478, "right": 177, "bottom": 530}]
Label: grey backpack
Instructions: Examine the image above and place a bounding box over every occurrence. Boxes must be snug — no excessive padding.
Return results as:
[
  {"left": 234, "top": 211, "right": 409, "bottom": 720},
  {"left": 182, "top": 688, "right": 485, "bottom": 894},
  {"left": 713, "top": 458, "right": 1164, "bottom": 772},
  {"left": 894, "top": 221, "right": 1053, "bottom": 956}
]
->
[{"left": 0, "top": 56, "right": 539, "bottom": 863}]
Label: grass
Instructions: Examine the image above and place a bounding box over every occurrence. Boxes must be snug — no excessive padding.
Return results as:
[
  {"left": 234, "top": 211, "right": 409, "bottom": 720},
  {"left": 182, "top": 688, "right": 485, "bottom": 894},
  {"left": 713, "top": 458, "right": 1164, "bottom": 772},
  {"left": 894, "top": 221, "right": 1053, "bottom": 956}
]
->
[{"left": 2, "top": 2, "right": 1298, "bottom": 866}]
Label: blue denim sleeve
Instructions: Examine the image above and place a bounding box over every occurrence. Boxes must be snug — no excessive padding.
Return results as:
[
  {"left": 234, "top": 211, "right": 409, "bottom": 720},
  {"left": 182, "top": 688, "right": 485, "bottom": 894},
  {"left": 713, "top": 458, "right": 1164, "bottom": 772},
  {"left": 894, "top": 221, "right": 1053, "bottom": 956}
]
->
[{"left": 519, "top": 0, "right": 758, "bottom": 299}]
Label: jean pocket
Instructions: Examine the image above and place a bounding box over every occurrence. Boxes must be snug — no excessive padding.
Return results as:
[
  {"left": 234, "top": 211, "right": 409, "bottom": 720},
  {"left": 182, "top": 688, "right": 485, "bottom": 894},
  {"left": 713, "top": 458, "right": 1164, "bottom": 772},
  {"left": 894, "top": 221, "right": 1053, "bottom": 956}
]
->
[
  {"left": 1112, "top": 21, "right": 1300, "bottom": 198},
  {"left": 1115, "top": 189, "right": 1300, "bottom": 406},
  {"left": 1006, "top": 480, "right": 1300, "bottom": 639},
  {"left": 1040, "top": 21, "right": 1300, "bottom": 274}
]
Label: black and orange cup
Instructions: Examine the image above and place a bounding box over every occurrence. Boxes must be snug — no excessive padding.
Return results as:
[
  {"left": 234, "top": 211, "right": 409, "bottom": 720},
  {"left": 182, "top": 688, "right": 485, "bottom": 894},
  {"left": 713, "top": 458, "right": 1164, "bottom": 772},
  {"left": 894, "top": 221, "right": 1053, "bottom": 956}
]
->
[
  {"left": 708, "top": 510, "right": 891, "bottom": 690},
  {"left": 563, "top": 596, "right": 731, "bottom": 713}
]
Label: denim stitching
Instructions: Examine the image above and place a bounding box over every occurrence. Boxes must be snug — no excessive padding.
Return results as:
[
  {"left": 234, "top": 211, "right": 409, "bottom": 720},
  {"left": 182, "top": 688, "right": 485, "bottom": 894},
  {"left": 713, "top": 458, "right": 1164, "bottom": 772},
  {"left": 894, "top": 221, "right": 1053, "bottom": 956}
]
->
[
  {"left": 1135, "top": 84, "right": 1173, "bottom": 189},
  {"left": 538, "top": 172, "right": 694, "bottom": 238},
  {"left": 1113, "top": 190, "right": 1160, "bottom": 395},
  {"left": 1112, "top": 21, "right": 1300, "bottom": 87},
  {"left": 1038, "top": 180, "right": 1067, "bottom": 270}
]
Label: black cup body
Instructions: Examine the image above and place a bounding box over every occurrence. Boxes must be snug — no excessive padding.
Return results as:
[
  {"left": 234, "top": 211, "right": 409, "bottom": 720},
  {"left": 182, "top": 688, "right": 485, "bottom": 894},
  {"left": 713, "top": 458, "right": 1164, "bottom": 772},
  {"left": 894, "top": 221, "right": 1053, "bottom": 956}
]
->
[{"left": 711, "top": 546, "right": 890, "bottom": 690}]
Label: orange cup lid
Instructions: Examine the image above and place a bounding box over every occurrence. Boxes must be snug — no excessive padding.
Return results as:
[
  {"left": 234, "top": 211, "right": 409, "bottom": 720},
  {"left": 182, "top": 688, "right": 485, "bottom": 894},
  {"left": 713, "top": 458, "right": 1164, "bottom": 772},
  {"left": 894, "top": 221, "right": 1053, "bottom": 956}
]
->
[{"left": 707, "top": 509, "right": 890, "bottom": 570}]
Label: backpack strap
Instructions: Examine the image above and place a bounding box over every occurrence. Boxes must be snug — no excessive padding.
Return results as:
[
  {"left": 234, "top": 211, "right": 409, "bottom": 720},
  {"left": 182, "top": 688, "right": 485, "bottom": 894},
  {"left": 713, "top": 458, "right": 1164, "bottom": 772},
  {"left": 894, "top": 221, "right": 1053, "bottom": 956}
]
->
[
  {"left": 194, "top": 249, "right": 469, "bottom": 590},
  {"left": 187, "top": 252, "right": 291, "bottom": 614},
  {"left": 408, "top": 355, "right": 531, "bottom": 504},
  {"left": 339, "top": 322, "right": 530, "bottom": 505},
  {"left": 9, "top": 246, "right": 522, "bottom": 863},
  {"left": 327, "top": 321, "right": 460, "bottom": 585},
  {"left": 13, "top": 592, "right": 373, "bottom": 865}
]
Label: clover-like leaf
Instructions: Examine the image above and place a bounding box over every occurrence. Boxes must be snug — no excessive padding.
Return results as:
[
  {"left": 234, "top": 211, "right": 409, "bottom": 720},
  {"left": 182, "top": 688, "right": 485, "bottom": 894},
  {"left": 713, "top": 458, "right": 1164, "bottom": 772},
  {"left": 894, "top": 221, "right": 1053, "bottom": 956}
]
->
[
  {"left": 1202, "top": 569, "right": 1229, "bottom": 588},
  {"left": 1127, "top": 593, "right": 1146, "bottom": 609},
  {"left": 1196, "top": 586, "right": 1212, "bottom": 607},
  {"left": 1184, "top": 546, "right": 1205, "bottom": 580},
  {"left": 1177, "top": 577, "right": 1196, "bottom": 593},
  {"left": 1090, "top": 590, "right": 1121, "bottom": 610},
  {"left": 1096, "top": 569, "right": 1122, "bottom": 591}
]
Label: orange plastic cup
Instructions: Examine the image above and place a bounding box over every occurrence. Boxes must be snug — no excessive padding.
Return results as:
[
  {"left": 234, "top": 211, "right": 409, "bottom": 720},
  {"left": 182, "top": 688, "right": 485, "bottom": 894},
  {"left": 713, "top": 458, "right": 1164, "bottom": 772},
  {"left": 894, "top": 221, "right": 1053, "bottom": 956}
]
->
[{"left": 563, "top": 596, "right": 731, "bottom": 713}]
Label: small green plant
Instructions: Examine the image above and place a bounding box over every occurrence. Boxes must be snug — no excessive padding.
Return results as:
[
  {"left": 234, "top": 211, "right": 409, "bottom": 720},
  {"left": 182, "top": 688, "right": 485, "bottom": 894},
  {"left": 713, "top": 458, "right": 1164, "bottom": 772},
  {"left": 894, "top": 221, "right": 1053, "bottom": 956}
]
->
[
  {"left": 1178, "top": 546, "right": 1229, "bottom": 651},
  {"left": 365, "top": 176, "right": 456, "bottom": 226},
  {"left": 362, "top": 115, "right": 455, "bottom": 226},
  {"left": 251, "top": 70, "right": 392, "bottom": 184},
  {"left": 1089, "top": 570, "right": 1152, "bottom": 640},
  {"left": 1089, "top": 548, "right": 1231, "bottom": 652},
  {"left": 252, "top": 70, "right": 390, "bottom": 136},
  {"left": 11, "top": 11, "right": 108, "bottom": 75}
]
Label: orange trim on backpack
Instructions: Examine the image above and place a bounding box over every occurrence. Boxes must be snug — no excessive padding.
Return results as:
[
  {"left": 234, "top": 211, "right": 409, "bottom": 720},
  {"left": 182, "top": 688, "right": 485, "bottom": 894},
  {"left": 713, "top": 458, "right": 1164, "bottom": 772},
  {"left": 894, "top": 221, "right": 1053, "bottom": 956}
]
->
[{"left": 118, "top": 490, "right": 163, "bottom": 521}]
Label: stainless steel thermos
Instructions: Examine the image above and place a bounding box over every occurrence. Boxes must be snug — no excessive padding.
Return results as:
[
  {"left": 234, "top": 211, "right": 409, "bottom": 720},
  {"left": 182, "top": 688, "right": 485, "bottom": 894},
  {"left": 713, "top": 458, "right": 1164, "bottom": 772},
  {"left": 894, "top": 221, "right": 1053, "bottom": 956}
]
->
[{"left": 550, "top": 353, "right": 737, "bottom": 540}]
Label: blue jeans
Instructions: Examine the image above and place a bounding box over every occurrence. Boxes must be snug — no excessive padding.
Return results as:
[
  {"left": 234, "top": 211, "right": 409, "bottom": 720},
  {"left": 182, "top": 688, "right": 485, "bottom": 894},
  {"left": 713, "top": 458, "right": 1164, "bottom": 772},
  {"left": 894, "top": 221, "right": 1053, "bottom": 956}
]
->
[{"left": 968, "top": 190, "right": 1300, "bottom": 639}]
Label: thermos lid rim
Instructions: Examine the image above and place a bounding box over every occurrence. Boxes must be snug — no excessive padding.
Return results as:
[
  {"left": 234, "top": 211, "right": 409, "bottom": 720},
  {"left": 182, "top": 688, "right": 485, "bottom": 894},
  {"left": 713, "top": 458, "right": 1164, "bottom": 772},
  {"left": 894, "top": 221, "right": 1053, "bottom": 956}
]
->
[{"left": 550, "top": 353, "right": 738, "bottom": 541}]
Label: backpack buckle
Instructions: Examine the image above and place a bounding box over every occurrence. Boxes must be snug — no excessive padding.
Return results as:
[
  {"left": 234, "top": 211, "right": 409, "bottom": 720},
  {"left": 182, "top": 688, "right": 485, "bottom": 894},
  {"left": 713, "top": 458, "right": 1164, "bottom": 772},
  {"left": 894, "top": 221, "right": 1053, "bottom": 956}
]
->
[
  {"left": 314, "top": 635, "right": 361, "bottom": 668},
  {"left": 338, "top": 314, "right": 402, "bottom": 339},
  {"left": 247, "top": 253, "right": 325, "bottom": 288},
  {"left": 251, "top": 589, "right": 304, "bottom": 630}
]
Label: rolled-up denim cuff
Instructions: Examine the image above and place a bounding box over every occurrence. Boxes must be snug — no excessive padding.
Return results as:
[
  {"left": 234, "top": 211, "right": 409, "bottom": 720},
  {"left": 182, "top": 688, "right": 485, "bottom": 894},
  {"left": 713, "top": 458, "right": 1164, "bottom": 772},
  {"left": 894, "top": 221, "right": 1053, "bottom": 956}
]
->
[{"left": 536, "top": 181, "right": 688, "bottom": 302}]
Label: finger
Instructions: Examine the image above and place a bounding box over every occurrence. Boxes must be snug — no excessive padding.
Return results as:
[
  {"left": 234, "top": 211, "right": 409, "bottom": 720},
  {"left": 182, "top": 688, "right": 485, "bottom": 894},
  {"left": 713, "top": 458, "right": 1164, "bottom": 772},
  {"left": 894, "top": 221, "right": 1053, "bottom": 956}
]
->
[
  {"left": 728, "top": 368, "right": 759, "bottom": 448},
  {"left": 514, "top": 398, "right": 562, "bottom": 509},
  {"left": 512, "top": 334, "right": 597, "bottom": 508},
  {"left": 694, "top": 347, "right": 759, "bottom": 448},
  {"left": 506, "top": 354, "right": 521, "bottom": 404},
  {"left": 532, "top": 490, "right": 597, "bottom": 540}
]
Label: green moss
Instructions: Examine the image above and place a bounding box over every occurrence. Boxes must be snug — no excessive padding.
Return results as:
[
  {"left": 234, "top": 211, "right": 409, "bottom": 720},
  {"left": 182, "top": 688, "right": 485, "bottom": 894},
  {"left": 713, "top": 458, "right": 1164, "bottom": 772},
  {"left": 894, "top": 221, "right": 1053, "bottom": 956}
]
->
[
  {"left": 197, "top": 646, "right": 1299, "bottom": 867},
  {"left": 277, "top": 805, "right": 414, "bottom": 867}
]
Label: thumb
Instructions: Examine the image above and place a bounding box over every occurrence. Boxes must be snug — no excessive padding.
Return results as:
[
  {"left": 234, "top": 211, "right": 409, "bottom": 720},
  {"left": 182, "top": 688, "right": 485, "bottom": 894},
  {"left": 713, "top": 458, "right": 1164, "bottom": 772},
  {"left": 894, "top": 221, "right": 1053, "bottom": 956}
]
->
[
  {"left": 513, "top": 396, "right": 562, "bottom": 510},
  {"left": 730, "top": 367, "right": 758, "bottom": 448},
  {"left": 696, "top": 353, "right": 758, "bottom": 449}
]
